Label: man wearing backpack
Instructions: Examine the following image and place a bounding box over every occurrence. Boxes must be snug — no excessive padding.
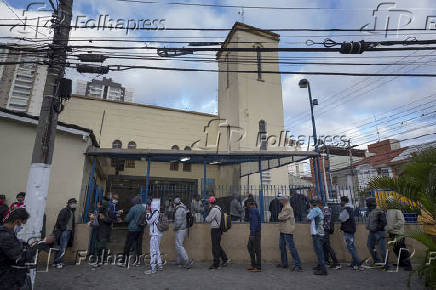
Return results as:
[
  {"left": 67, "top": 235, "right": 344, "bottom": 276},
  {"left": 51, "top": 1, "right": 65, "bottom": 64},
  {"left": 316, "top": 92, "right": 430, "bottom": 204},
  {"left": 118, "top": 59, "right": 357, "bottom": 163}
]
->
[
  {"left": 174, "top": 197, "right": 194, "bottom": 269},
  {"left": 366, "top": 197, "right": 390, "bottom": 270},
  {"left": 321, "top": 202, "right": 341, "bottom": 270},
  {"left": 339, "top": 196, "right": 364, "bottom": 271},
  {"left": 145, "top": 199, "right": 165, "bottom": 275},
  {"left": 205, "top": 196, "right": 229, "bottom": 270}
]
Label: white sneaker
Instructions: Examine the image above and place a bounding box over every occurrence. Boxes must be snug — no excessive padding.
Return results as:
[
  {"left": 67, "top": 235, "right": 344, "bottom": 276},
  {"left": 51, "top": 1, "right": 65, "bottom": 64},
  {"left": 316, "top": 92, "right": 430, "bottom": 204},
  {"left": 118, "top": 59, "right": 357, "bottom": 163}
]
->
[
  {"left": 144, "top": 270, "right": 157, "bottom": 275},
  {"left": 55, "top": 264, "right": 64, "bottom": 269}
]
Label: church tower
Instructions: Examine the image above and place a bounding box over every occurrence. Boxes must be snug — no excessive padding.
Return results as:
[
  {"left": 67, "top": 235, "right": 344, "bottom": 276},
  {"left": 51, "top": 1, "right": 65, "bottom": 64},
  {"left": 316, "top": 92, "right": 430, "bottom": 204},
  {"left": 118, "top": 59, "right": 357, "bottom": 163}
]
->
[{"left": 217, "top": 22, "right": 288, "bottom": 187}]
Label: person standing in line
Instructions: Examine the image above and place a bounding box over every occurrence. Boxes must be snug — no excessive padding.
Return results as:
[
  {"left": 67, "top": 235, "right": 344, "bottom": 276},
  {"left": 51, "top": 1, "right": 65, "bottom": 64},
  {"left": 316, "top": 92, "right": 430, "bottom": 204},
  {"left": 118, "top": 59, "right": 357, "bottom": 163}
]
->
[
  {"left": 307, "top": 200, "right": 328, "bottom": 276},
  {"left": 174, "top": 197, "right": 194, "bottom": 269},
  {"left": 145, "top": 199, "right": 164, "bottom": 275},
  {"left": 191, "top": 194, "right": 203, "bottom": 223},
  {"left": 385, "top": 197, "right": 412, "bottom": 271},
  {"left": 277, "top": 195, "right": 303, "bottom": 272},
  {"left": 94, "top": 200, "right": 114, "bottom": 266},
  {"left": 108, "top": 193, "right": 123, "bottom": 223},
  {"left": 366, "top": 197, "right": 390, "bottom": 270},
  {"left": 339, "top": 196, "right": 364, "bottom": 271},
  {"left": 205, "top": 196, "right": 229, "bottom": 270},
  {"left": 269, "top": 194, "right": 283, "bottom": 223},
  {"left": 230, "top": 194, "right": 244, "bottom": 222},
  {"left": 121, "top": 196, "right": 146, "bottom": 266},
  {"left": 247, "top": 201, "right": 261, "bottom": 272},
  {"left": 53, "top": 198, "right": 77, "bottom": 269},
  {"left": 0, "top": 195, "right": 8, "bottom": 224},
  {"left": 244, "top": 194, "right": 258, "bottom": 222},
  {"left": 321, "top": 202, "right": 341, "bottom": 269}
]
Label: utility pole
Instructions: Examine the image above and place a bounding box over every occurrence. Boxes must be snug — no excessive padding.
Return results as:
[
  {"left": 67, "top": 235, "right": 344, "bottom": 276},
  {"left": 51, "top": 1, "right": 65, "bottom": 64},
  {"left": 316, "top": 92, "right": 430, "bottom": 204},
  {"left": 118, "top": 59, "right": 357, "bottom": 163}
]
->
[
  {"left": 20, "top": 0, "right": 73, "bottom": 242},
  {"left": 348, "top": 140, "right": 355, "bottom": 200}
]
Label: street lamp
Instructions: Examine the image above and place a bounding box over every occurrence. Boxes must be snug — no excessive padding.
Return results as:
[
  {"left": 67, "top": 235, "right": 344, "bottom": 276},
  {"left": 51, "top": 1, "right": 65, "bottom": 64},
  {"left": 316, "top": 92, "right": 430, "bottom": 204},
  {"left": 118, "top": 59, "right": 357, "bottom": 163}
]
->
[{"left": 299, "top": 79, "right": 325, "bottom": 202}]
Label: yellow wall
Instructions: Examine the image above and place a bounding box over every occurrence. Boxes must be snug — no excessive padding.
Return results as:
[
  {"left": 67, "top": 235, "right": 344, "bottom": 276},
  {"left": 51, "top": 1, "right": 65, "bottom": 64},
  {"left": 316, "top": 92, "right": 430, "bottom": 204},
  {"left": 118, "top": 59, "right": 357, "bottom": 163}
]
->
[
  {"left": 60, "top": 95, "right": 218, "bottom": 150},
  {"left": 0, "top": 118, "right": 91, "bottom": 231}
]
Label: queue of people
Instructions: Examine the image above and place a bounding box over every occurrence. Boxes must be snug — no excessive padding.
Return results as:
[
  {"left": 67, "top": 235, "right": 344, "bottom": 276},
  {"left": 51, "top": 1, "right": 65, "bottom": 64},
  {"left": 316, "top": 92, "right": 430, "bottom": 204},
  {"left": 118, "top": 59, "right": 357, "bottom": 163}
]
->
[{"left": 0, "top": 190, "right": 414, "bottom": 288}]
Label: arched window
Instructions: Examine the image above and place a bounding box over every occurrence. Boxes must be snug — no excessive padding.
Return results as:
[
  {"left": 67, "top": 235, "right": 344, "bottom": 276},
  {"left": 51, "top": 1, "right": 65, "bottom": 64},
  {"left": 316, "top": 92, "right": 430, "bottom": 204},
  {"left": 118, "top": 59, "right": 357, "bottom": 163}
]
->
[
  {"left": 112, "top": 140, "right": 122, "bottom": 149},
  {"left": 170, "top": 145, "right": 179, "bottom": 171},
  {"left": 183, "top": 146, "right": 192, "bottom": 172},
  {"left": 126, "top": 141, "right": 136, "bottom": 168}
]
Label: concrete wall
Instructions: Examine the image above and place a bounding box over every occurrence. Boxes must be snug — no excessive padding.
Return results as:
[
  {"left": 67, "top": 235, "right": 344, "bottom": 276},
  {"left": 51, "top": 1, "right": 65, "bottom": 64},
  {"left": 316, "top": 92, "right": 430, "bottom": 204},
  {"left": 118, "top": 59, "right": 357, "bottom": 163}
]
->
[
  {"left": 0, "top": 118, "right": 91, "bottom": 231},
  {"left": 72, "top": 223, "right": 427, "bottom": 265}
]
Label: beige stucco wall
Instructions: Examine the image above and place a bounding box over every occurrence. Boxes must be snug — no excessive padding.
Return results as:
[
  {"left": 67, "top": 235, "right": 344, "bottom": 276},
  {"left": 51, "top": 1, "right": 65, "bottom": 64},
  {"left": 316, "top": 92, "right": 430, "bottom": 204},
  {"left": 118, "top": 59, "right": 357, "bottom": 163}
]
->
[
  {"left": 217, "top": 27, "right": 289, "bottom": 187},
  {"left": 0, "top": 118, "right": 91, "bottom": 231},
  {"left": 60, "top": 95, "right": 218, "bottom": 150},
  {"left": 72, "top": 223, "right": 427, "bottom": 265}
]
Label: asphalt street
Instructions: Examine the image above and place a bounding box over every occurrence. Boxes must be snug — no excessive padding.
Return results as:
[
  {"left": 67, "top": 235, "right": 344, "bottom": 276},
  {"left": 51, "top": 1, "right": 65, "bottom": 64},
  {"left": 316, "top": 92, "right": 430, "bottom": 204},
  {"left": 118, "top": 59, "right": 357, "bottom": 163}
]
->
[{"left": 34, "top": 262, "right": 425, "bottom": 290}]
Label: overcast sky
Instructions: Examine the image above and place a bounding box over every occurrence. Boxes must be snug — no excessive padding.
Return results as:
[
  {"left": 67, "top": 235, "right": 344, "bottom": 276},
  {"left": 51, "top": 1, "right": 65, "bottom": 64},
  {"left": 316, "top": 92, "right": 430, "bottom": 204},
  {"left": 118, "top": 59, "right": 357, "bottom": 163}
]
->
[{"left": 1, "top": 0, "right": 436, "bottom": 152}]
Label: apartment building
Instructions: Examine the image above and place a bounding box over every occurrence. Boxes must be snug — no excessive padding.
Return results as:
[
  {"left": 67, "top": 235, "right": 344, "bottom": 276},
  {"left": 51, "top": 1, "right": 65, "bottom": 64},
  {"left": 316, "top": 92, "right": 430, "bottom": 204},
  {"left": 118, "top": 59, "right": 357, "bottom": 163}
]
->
[
  {"left": 76, "top": 77, "right": 134, "bottom": 102},
  {"left": 0, "top": 46, "right": 48, "bottom": 116}
]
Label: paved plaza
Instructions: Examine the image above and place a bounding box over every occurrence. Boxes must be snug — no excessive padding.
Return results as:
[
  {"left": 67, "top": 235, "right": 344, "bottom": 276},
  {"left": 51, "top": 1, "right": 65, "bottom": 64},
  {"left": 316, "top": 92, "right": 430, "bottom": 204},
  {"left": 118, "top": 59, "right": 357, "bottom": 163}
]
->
[{"left": 35, "top": 262, "right": 425, "bottom": 290}]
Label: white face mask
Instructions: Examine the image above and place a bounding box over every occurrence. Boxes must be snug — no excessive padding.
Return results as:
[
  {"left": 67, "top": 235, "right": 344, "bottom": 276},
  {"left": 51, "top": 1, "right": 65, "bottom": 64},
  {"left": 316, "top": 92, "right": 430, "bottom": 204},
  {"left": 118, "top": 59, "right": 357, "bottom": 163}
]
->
[
  {"left": 112, "top": 199, "right": 118, "bottom": 204},
  {"left": 14, "top": 223, "right": 24, "bottom": 234},
  {"left": 70, "top": 203, "right": 77, "bottom": 209}
]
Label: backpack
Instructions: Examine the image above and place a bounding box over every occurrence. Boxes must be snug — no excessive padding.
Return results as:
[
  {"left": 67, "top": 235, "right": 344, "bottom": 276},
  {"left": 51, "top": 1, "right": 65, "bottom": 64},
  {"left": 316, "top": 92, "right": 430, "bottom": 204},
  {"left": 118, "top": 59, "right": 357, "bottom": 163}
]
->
[
  {"left": 376, "top": 210, "right": 387, "bottom": 231},
  {"left": 136, "top": 211, "right": 148, "bottom": 228},
  {"left": 157, "top": 212, "right": 169, "bottom": 232},
  {"left": 218, "top": 207, "right": 232, "bottom": 232},
  {"left": 328, "top": 217, "right": 335, "bottom": 234},
  {"left": 186, "top": 211, "right": 194, "bottom": 228}
]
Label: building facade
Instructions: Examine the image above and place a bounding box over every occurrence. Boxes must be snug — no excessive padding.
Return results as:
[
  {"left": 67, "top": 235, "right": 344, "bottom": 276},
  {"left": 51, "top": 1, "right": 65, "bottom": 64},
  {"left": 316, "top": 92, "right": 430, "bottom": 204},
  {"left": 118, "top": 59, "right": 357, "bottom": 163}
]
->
[
  {"left": 0, "top": 46, "right": 48, "bottom": 116},
  {"left": 76, "top": 77, "right": 134, "bottom": 102}
]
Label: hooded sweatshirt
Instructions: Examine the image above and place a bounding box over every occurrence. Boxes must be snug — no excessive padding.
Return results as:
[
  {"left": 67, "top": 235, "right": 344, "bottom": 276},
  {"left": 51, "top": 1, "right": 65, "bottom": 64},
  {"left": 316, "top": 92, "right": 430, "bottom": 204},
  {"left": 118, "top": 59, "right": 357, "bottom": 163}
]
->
[
  {"left": 339, "top": 203, "right": 356, "bottom": 234},
  {"left": 205, "top": 205, "right": 222, "bottom": 229},
  {"left": 125, "top": 204, "right": 146, "bottom": 232},
  {"left": 174, "top": 203, "right": 187, "bottom": 231},
  {"left": 386, "top": 209, "right": 405, "bottom": 235},
  {"left": 278, "top": 202, "right": 296, "bottom": 234},
  {"left": 147, "top": 205, "right": 162, "bottom": 236}
]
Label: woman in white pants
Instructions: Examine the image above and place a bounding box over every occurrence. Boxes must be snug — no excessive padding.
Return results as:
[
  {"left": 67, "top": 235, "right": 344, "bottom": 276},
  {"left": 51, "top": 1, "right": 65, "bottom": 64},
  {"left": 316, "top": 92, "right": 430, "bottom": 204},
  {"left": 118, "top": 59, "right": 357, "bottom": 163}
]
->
[{"left": 145, "top": 200, "right": 163, "bottom": 275}]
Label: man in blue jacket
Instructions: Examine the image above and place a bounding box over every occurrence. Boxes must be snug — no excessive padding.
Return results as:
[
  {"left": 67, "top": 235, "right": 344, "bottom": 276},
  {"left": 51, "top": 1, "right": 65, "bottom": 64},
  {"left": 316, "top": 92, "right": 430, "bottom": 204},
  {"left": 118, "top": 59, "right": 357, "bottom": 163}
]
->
[
  {"left": 247, "top": 202, "right": 261, "bottom": 272},
  {"left": 121, "top": 196, "right": 146, "bottom": 266}
]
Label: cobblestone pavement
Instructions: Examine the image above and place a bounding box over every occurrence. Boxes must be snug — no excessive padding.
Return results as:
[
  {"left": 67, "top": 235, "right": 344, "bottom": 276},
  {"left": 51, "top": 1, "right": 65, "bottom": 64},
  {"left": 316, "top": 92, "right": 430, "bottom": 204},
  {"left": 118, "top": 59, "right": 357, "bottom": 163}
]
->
[{"left": 35, "top": 262, "right": 425, "bottom": 290}]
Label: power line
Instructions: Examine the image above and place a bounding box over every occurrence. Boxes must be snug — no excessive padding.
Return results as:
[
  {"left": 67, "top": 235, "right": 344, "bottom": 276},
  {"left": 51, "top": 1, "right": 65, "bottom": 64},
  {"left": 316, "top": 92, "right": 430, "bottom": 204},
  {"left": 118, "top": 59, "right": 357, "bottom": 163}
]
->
[
  {"left": 78, "top": 63, "right": 436, "bottom": 77},
  {"left": 114, "top": 0, "right": 436, "bottom": 11}
]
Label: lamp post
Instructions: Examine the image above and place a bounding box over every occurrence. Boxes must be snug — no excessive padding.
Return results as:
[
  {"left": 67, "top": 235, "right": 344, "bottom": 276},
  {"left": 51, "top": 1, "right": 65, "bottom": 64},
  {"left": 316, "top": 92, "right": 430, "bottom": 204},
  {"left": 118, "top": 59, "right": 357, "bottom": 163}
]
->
[{"left": 299, "top": 79, "right": 325, "bottom": 202}]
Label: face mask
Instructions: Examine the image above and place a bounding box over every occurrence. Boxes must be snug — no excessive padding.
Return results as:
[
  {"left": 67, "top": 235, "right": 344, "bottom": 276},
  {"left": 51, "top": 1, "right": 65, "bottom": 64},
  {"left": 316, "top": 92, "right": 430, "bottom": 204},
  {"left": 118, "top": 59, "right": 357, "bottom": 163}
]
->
[
  {"left": 112, "top": 199, "right": 118, "bottom": 204},
  {"left": 70, "top": 203, "right": 77, "bottom": 209},
  {"left": 14, "top": 223, "right": 23, "bottom": 234}
]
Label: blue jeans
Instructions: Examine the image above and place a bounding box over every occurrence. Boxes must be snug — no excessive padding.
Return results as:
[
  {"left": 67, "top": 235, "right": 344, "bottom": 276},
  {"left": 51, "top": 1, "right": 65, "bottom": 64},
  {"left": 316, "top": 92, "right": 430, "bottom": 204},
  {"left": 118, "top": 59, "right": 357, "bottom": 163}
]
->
[
  {"left": 367, "top": 231, "right": 388, "bottom": 265},
  {"left": 54, "top": 230, "right": 72, "bottom": 264},
  {"left": 279, "top": 233, "right": 301, "bottom": 268},
  {"left": 312, "top": 235, "right": 326, "bottom": 272},
  {"left": 344, "top": 232, "right": 361, "bottom": 267}
]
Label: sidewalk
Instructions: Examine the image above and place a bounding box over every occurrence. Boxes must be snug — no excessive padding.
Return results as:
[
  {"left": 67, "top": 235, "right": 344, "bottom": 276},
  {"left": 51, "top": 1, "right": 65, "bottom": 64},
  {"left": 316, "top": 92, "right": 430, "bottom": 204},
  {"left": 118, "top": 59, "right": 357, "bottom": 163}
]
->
[{"left": 35, "top": 263, "right": 424, "bottom": 290}]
